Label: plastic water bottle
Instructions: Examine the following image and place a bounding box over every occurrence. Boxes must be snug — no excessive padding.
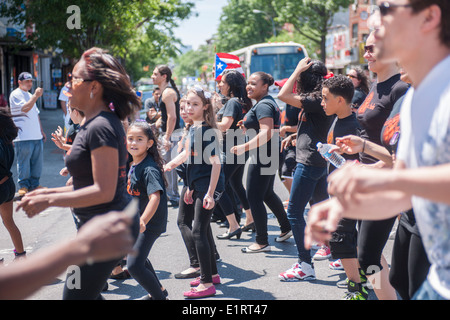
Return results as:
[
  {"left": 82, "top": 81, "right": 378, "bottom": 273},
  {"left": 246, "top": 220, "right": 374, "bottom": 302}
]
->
[{"left": 316, "top": 142, "right": 346, "bottom": 168}]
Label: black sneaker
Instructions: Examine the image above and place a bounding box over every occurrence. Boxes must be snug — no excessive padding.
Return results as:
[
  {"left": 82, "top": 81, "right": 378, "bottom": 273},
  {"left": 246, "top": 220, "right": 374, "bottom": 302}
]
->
[{"left": 168, "top": 199, "right": 179, "bottom": 208}]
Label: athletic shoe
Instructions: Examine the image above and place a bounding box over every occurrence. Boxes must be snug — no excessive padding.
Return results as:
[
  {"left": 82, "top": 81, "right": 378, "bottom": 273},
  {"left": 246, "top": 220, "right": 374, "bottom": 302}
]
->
[
  {"left": 313, "top": 245, "right": 331, "bottom": 261},
  {"left": 329, "top": 259, "right": 344, "bottom": 270},
  {"left": 342, "top": 280, "right": 368, "bottom": 300},
  {"left": 278, "top": 262, "right": 316, "bottom": 281},
  {"left": 337, "top": 270, "right": 370, "bottom": 289}
]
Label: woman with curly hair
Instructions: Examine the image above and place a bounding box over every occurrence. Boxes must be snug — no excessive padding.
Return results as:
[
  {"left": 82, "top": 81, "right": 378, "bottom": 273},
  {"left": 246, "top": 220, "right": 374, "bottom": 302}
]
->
[{"left": 277, "top": 57, "right": 333, "bottom": 281}]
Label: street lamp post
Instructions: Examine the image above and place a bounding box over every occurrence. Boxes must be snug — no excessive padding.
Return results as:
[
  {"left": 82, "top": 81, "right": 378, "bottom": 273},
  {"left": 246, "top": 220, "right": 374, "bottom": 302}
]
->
[{"left": 252, "top": 9, "right": 276, "bottom": 37}]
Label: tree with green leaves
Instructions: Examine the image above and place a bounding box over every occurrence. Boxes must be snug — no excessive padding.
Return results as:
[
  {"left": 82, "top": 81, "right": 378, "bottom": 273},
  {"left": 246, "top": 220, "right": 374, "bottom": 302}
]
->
[
  {"left": 215, "top": 0, "right": 351, "bottom": 62},
  {"left": 274, "top": 0, "right": 352, "bottom": 62},
  {"left": 0, "top": 0, "right": 194, "bottom": 81}
]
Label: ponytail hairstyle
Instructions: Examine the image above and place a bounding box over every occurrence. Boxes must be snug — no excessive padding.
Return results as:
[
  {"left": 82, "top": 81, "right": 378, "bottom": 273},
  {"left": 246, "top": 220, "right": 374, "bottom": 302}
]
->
[
  {"left": 128, "top": 120, "right": 167, "bottom": 187},
  {"left": 188, "top": 87, "right": 217, "bottom": 130},
  {"left": 296, "top": 59, "right": 327, "bottom": 103},
  {"left": 221, "top": 69, "right": 252, "bottom": 113},
  {"left": 0, "top": 108, "right": 19, "bottom": 143},
  {"left": 156, "top": 65, "right": 180, "bottom": 98},
  {"left": 80, "top": 47, "right": 140, "bottom": 121}
]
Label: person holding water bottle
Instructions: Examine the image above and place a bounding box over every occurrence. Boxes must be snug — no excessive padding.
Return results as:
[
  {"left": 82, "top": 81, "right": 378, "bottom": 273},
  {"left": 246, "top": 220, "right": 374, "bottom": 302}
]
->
[{"left": 319, "top": 75, "right": 367, "bottom": 300}]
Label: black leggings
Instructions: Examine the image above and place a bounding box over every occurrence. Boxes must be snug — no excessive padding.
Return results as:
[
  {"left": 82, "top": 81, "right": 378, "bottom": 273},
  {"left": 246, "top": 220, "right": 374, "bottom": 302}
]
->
[
  {"left": 177, "top": 187, "right": 218, "bottom": 283},
  {"left": 218, "top": 163, "right": 250, "bottom": 218},
  {"left": 357, "top": 217, "right": 396, "bottom": 275},
  {"left": 246, "top": 163, "right": 291, "bottom": 246},
  {"left": 389, "top": 214, "right": 430, "bottom": 300}
]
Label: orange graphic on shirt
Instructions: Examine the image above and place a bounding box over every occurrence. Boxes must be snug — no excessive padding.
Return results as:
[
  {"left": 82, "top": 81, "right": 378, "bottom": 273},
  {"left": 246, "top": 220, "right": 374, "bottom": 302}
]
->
[
  {"left": 358, "top": 92, "right": 375, "bottom": 115},
  {"left": 382, "top": 113, "right": 400, "bottom": 146},
  {"left": 327, "top": 130, "right": 333, "bottom": 144}
]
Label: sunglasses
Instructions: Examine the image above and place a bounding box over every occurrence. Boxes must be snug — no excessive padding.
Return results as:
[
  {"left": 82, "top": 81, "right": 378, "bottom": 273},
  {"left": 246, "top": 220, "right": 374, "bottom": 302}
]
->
[
  {"left": 364, "top": 45, "right": 375, "bottom": 54},
  {"left": 347, "top": 74, "right": 358, "bottom": 79},
  {"left": 378, "top": 2, "right": 412, "bottom": 16},
  {"left": 67, "top": 73, "right": 93, "bottom": 88}
]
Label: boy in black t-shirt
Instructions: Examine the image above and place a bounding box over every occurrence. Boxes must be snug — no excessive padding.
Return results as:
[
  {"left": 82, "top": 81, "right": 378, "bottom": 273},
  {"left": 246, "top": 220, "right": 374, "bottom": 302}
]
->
[{"left": 321, "top": 75, "right": 367, "bottom": 300}]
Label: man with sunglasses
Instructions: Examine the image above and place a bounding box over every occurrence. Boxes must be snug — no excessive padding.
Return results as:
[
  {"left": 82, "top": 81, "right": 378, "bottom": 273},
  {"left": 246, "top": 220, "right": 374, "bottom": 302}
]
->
[
  {"left": 306, "top": 0, "right": 450, "bottom": 300},
  {"left": 9, "top": 72, "right": 46, "bottom": 197}
]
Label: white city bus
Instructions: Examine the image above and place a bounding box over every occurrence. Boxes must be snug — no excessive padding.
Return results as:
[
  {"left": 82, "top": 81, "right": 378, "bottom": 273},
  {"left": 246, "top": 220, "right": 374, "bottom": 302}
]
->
[
  {"left": 230, "top": 42, "right": 308, "bottom": 107},
  {"left": 230, "top": 42, "right": 308, "bottom": 82}
]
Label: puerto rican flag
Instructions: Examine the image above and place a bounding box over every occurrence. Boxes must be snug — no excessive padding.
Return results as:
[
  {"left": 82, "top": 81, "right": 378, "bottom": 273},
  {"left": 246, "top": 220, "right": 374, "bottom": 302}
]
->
[{"left": 215, "top": 52, "right": 245, "bottom": 81}]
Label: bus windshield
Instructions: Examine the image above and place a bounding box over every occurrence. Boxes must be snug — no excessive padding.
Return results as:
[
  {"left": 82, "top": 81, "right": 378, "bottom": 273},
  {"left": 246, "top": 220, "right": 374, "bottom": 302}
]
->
[{"left": 250, "top": 51, "right": 306, "bottom": 80}]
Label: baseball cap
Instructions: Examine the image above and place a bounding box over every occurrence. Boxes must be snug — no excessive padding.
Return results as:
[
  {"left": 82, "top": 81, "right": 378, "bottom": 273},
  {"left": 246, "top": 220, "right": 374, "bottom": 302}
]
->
[
  {"left": 274, "top": 78, "right": 288, "bottom": 88},
  {"left": 18, "top": 72, "right": 34, "bottom": 81}
]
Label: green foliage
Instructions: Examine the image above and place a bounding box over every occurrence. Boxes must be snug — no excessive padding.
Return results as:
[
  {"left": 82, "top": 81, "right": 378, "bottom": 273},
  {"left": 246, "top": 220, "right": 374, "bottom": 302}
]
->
[{"left": 0, "top": 0, "right": 194, "bottom": 81}]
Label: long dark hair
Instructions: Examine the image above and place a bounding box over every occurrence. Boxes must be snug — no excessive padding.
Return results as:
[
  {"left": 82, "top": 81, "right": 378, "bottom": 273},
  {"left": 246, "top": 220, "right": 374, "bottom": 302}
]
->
[
  {"left": 80, "top": 47, "right": 141, "bottom": 121},
  {"left": 0, "top": 108, "right": 19, "bottom": 143},
  {"left": 351, "top": 66, "right": 370, "bottom": 94},
  {"left": 128, "top": 120, "right": 167, "bottom": 187},
  {"left": 296, "top": 60, "right": 327, "bottom": 103},
  {"left": 156, "top": 65, "right": 180, "bottom": 98},
  {"left": 222, "top": 69, "right": 252, "bottom": 112}
]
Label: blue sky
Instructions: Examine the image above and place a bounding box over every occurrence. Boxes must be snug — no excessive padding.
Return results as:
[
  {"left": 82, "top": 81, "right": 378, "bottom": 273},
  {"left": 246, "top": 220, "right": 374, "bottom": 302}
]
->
[{"left": 173, "top": 0, "right": 229, "bottom": 50}]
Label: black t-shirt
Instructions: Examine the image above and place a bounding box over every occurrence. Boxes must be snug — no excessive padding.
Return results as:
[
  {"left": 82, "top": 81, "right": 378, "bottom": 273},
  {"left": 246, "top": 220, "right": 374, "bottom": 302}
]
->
[
  {"left": 65, "top": 111, "right": 130, "bottom": 221},
  {"left": 351, "top": 87, "right": 367, "bottom": 109},
  {"left": 356, "top": 74, "right": 409, "bottom": 164},
  {"left": 127, "top": 153, "right": 167, "bottom": 234},
  {"left": 380, "top": 94, "right": 404, "bottom": 155},
  {"left": 282, "top": 104, "right": 300, "bottom": 136},
  {"left": 295, "top": 95, "right": 334, "bottom": 167},
  {"left": 159, "top": 87, "right": 181, "bottom": 133},
  {"left": 243, "top": 95, "right": 281, "bottom": 164},
  {"left": 0, "top": 138, "right": 14, "bottom": 179},
  {"left": 186, "top": 123, "right": 225, "bottom": 196},
  {"left": 65, "top": 123, "right": 80, "bottom": 146},
  {"left": 217, "top": 97, "right": 245, "bottom": 163},
  {"left": 379, "top": 93, "right": 418, "bottom": 234},
  {"left": 326, "top": 113, "right": 361, "bottom": 173}
]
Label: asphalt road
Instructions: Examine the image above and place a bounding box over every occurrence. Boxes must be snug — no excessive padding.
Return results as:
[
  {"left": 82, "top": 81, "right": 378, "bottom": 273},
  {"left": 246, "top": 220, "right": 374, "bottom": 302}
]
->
[{"left": 0, "top": 108, "right": 395, "bottom": 303}]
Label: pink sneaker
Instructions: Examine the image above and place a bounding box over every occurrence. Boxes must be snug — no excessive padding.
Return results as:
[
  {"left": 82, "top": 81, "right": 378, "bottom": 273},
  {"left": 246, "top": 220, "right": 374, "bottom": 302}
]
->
[
  {"left": 313, "top": 245, "right": 331, "bottom": 261},
  {"left": 190, "top": 274, "right": 221, "bottom": 286},
  {"left": 183, "top": 285, "right": 216, "bottom": 299}
]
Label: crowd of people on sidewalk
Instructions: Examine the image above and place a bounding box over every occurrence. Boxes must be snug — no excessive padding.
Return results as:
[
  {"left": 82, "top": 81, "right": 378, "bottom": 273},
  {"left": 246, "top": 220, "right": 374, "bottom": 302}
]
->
[{"left": 0, "top": 0, "right": 449, "bottom": 301}]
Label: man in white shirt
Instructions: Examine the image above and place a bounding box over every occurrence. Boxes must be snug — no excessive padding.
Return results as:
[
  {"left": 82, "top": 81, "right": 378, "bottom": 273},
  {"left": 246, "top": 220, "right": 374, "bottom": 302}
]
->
[
  {"left": 305, "top": 0, "right": 450, "bottom": 300},
  {"left": 9, "top": 72, "right": 46, "bottom": 196}
]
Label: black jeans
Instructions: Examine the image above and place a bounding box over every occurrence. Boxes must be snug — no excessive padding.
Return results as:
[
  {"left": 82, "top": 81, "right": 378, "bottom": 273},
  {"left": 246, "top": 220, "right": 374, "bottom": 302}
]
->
[{"left": 246, "top": 163, "right": 291, "bottom": 246}]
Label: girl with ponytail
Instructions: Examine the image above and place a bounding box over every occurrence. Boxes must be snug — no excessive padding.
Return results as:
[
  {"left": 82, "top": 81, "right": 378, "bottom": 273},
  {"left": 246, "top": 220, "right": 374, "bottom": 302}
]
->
[{"left": 125, "top": 120, "right": 168, "bottom": 300}]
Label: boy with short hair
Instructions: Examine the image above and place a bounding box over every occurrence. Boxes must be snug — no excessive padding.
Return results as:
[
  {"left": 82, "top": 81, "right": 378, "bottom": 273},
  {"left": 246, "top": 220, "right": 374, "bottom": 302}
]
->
[{"left": 321, "top": 75, "right": 367, "bottom": 300}]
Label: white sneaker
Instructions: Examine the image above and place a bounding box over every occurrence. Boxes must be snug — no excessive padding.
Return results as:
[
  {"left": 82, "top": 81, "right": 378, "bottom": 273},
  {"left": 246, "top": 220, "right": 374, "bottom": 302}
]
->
[
  {"left": 313, "top": 245, "right": 331, "bottom": 261},
  {"left": 278, "top": 262, "right": 316, "bottom": 281},
  {"left": 329, "top": 259, "right": 344, "bottom": 270}
]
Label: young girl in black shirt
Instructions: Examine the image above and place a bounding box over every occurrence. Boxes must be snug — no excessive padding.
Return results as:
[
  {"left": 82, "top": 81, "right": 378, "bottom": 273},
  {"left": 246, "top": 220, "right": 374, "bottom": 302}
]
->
[
  {"left": 165, "top": 87, "right": 224, "bottom": 299},
  {"left": 126, "top": 120, "right": 168, "bottom": 300}
]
